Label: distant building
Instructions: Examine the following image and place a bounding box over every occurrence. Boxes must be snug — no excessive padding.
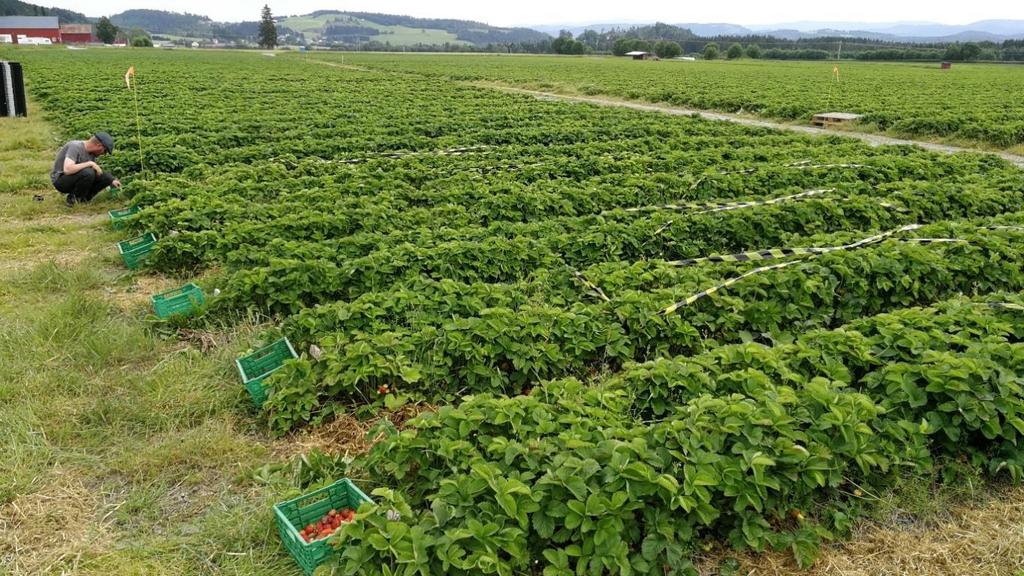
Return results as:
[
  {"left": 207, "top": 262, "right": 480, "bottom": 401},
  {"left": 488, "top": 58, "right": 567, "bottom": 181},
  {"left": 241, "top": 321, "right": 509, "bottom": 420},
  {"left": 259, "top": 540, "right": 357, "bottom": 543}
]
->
[
  {"left": 0, "top": 16, "right": 61, "bottom": 44},
  {"left": 61, "top": 23, "right": 94, "bottom": 44},
  {"left": 625, "top": 51, "right": 654, "bottom": 60}
]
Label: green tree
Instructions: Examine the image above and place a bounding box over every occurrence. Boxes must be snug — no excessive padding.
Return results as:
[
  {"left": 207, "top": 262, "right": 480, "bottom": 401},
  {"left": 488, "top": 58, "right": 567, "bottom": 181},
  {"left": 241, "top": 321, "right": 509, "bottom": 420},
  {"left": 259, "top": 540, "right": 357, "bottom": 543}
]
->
[
  {"left": 746, "top": 44, "right": 761, "bottom": 59},
  {"left": 727, "top": 42, "right": 744, "bottom": 59},
  {"left": 552, "top": 31, "right": 587, "bottom": 55},
  {"left": 960, "top": 42, "right": 982, "bottom": 61},
  {"left": 131, "top": 35, "right": 153, "bottom": 47},
  {"left": 703, "top": 42, "right": 719, "bottom": 60},
  {"left": 613, "top": 37, "right": 655, "bottom": 57},
  {"left": 978, "top": 48, "right": 998, "bottom": 61},
  {"left": 96, "top": 17, "right": 118, "bottom": 44},
  {"left": 258, "top": 5, "right": 277, "bottom": 49},
  {"left": 612, "top": 37, "right": 633, "bottom": 56},
  {"left": 654, "top": 40, "right": 682, "bottom": 59}
]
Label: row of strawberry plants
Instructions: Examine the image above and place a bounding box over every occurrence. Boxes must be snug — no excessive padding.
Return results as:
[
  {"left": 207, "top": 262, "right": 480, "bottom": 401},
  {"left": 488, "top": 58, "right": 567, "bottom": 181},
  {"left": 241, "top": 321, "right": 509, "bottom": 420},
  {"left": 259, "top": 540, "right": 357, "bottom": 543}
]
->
[
  {"left": 340, "top": 54, "right": 1024, "bottom": 148},
  {"left": 326, "top": 294, "right": 1024, "bottom": 575},
  {"left": 125, "top": 151, "right": 1013, "bottom": 243},
  {"left": 262, "top": 223, "right": 1024, "bottom": 431},
  {"left": 275, "top": 215, "right": 1024, "bottom": 346},
  {"left": 613, "top": 297, "right": 1024, "bottom": 477},
  {"left": 33, "top": 50, "right": 987, "bottom": 179},
  {"left": 207, "top": 185, "right": 1024, "bottom": 314}
]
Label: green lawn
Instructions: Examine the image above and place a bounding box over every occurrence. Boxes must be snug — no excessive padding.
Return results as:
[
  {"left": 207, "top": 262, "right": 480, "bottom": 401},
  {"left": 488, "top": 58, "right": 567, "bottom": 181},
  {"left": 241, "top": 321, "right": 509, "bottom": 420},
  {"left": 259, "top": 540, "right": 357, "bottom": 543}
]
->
[{"left": 0, "top": 106, "right": 302, "bottom": 576}]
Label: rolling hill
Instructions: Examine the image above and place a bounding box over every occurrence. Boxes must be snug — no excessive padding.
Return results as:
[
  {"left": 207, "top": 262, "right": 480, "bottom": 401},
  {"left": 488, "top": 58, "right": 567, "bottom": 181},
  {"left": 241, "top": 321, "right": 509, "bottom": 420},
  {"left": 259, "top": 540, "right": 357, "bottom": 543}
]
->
[
  {"left": 539, "top": 19, "right": 1024, "bottom": 42},
  {"left": 282, "top": 12, "right": 468, "bottom": 46},
  {"left": 282, "top": 11, "right": 550, "bottom": 46}
]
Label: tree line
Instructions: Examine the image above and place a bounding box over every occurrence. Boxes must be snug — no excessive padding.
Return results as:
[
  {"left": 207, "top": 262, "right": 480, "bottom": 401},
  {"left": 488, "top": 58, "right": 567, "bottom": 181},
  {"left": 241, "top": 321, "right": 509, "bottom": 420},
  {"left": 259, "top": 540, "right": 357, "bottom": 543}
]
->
[{"left": 84, "top": 7, "right": 1024, "bottom": 61}]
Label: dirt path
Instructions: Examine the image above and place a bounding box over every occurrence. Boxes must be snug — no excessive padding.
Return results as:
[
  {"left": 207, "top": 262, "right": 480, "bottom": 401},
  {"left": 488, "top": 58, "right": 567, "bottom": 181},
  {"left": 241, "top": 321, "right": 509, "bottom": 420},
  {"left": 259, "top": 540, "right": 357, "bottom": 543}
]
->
[
  {"left": 488, "top": 85, "right": 1024, "bottom": 168},
  {"left": 307, "top": 59, "right": 374, "bottom": 72}
]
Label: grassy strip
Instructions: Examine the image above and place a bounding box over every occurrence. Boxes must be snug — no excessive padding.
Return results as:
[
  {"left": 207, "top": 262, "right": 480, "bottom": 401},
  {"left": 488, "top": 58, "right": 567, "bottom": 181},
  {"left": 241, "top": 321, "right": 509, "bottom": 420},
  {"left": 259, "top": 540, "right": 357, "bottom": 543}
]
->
[{"left": 0, "top": 105, "right": 298, "bottom": 576}]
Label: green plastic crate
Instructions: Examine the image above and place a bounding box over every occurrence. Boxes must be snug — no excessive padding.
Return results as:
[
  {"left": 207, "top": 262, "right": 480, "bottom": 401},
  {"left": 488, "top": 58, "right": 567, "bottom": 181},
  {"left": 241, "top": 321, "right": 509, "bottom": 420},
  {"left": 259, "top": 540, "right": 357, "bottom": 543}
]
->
[
  {"left": 151, "top": 283, "right": 205, "bottom": 319},
  {"left": 236, "top": 338, "right": 297, "bottom": 406},
  {"left": 117, "top": 233, "right": 157, "bottom": 270},
  {"left": 109, "top": 205, "right": 141, "bottom": 230},
  {"left": 274, "top": 479, "right": 372, "bottom": 576}
]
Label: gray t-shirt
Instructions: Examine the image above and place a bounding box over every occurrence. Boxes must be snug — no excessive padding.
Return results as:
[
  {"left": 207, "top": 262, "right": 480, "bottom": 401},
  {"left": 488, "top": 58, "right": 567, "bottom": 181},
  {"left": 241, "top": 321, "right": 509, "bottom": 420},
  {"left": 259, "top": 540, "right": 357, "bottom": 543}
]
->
[{"left": 51, "top": 140, "right": 96, "bottom": 184}]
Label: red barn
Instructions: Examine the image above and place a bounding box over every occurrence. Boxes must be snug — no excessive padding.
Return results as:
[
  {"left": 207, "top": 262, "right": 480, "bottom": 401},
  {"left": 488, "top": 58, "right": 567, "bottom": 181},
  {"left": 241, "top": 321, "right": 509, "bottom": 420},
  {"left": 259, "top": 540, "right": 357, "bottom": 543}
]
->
[
  {"left": 61, "top": 24, "right": 94, "bottom": 44},
  {"left": 0, "top": 16, "right": 61, "bottom": 44}
]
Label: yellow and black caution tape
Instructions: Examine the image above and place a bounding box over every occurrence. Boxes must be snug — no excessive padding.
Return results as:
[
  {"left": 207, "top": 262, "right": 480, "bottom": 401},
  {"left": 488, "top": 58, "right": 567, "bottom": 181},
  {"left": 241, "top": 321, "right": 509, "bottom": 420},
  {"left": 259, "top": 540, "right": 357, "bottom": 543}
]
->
[
  {"left": 623, "top": 188, "right": 831, "bottom": 214},
  {"left": 984, "top": 302, "right": 1024, "bottom": 311},
  {"left": 571, "top": 268, "right": 610, "bottom": 303},
  {"left": 661, "top": 259, "right": 805, "bottom": 315},
  {"left": 671, "top": 246, "right": 830, "bottom": 267},
  {"left": 661, "top": 224, "right": 921, "bottom": 314},
  {"left": 668, "top": 225, "right": 929, "bottom": 267},
  {"left": 719, "top": 161, "right": 874, "bottom": 176},
  {"left": 651, "top": 220, "right": 675, "bottom": 237},
  {"left": 877, "top": 201, "right": 910, "bottom": 213}
]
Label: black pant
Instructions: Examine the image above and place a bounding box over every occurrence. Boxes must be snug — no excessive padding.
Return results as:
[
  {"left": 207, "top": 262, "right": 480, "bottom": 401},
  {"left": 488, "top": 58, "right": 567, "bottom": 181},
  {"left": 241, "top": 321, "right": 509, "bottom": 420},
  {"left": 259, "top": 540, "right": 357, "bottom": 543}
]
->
[{"left": 53, "top": 168, "right": 114, "bottom": 202}]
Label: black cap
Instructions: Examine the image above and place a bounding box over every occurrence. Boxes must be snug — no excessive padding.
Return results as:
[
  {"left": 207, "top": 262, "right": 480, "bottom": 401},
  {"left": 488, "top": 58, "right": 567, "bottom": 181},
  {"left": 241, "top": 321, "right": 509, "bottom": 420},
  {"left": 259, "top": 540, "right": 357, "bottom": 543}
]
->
[{"left": 94, "top": 132, "right": 114, "bottom": 154}]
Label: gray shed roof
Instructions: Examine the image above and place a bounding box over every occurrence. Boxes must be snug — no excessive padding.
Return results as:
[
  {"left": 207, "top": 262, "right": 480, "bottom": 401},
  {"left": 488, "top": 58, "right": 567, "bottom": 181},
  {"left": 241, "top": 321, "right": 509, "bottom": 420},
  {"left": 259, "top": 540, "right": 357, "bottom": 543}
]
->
[
  {"left": 0, "top": 16, "right": 61, "bottom": 29},
  {"left": 625, "top": 51, "right": 650, "bottom": 56}
]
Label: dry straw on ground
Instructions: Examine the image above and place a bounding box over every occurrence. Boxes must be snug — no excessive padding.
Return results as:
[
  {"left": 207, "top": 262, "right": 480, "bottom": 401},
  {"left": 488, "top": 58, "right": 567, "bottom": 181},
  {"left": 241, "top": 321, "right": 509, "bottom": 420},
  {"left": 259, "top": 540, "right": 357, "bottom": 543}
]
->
[
  {"left": 695, "top": 486, "right": 1024, "bottom": 576},
  {"left": 273, "top": 404, "right": 434, "bottom": 461},
  {"left": 0, "top": 470, "right": 115, "bottom": 575}
]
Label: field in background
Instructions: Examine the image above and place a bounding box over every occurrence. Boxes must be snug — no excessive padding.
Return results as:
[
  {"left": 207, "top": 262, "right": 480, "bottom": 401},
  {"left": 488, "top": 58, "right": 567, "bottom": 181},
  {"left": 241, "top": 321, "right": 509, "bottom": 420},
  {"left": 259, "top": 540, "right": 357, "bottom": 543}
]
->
[
  {"left": 280, "top": 14, "right": 469, "bottom": 46},
  {"left": 3, "top": 46, "right": 1024, "bottom": 575},
  {"left": 338, "top": 54, "right": 1024, "bottom": 151}
]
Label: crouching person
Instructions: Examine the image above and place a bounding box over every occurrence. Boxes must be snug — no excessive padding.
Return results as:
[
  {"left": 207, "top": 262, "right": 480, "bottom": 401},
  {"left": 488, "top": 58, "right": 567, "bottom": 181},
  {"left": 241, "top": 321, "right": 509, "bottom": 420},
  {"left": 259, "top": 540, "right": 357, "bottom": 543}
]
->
[{"left": 51, "top": 132, "right": 121, "bottom": 205}]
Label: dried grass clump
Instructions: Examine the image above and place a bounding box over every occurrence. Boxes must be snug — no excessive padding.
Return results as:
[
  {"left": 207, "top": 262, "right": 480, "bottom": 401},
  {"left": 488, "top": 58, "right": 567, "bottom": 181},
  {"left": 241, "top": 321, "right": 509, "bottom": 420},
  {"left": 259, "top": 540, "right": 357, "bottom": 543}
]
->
[
  {"left": 0, "top": 471, "right": 114, "bottom": 575},
  {"left": 695, "top": 486, "right": 1024, "bottom": 576}
]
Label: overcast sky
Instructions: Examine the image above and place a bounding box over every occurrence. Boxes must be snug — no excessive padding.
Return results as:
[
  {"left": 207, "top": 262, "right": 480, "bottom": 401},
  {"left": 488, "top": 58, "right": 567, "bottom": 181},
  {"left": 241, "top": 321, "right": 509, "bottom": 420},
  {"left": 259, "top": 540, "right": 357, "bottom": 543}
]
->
[{"left": 40, "top": 0, "right": 1024, "bottom": 27}]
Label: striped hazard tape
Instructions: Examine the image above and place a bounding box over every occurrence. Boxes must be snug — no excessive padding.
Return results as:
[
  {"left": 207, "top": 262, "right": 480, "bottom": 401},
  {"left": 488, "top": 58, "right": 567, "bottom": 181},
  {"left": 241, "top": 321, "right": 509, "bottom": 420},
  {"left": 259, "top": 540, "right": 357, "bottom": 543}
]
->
[
  {"left": 661, "top": 224, "right": 921, "bottom": 314},
  {"left": 661, "top": 260, "right": 805, "bottom": 315},
  {"left": 669, "top": 224, "right": 926, "bottom": 267},
  {"left": 728, "top": 162, "right": 875, "bottom": 175},
  {"left": 623, "top": 188, "right": 831, "bottom": 214},
  {"left": 985, "top": 302, "right": 1024, "bottom": 311},
  {"left": 570, "top": 268, "right": 610, "bottom": 302}
]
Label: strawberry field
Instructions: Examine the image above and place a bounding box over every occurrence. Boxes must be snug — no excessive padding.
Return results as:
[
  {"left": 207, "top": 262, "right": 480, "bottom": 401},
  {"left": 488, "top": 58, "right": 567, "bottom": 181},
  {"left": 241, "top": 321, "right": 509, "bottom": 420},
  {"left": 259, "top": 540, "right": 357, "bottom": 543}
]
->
[
  {"left": 339, "top": 54, "right": 1024, "bottom": 150},
  {"left": 12, "top": 48, "right": 1024, "bottom": 574}
]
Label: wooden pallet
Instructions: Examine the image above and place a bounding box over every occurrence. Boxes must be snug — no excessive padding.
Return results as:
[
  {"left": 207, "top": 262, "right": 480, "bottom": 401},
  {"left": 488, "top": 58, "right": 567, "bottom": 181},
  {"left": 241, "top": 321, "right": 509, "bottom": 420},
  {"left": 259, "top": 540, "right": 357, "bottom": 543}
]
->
[{"left": 812, "top": 112, "right": 864, "bottom": 128}]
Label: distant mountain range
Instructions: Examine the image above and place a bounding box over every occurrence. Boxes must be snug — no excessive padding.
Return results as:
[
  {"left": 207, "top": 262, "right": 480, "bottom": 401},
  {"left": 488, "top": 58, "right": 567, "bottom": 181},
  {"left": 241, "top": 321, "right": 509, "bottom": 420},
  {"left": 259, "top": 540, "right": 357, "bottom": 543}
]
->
[
  {"left": 5, "top": 2, "right": 1023, "bottom": 46},
  {"left": 107, "top": 8, "right": 548, "bottom": 46},
  {"left": 534, "top": 20, "right": 1024, "bottom": 42}
]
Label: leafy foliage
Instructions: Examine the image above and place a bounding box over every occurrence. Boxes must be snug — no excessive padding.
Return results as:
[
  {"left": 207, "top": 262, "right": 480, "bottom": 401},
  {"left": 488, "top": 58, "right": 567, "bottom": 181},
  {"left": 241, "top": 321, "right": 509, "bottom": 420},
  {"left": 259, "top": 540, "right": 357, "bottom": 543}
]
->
[
  {"left": 15, "top": 47, "right": 1024, "bottom": 572},
  {"left": 338, "top": 54, "right": 1024, "bottom": 148}
]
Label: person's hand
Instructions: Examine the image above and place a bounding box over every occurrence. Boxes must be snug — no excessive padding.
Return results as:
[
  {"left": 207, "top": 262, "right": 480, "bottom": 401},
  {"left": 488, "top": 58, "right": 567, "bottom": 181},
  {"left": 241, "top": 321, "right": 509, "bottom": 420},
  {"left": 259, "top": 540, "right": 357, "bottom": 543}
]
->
[
  {"left": 112, "top": 179, "right": 121, "bottom": 189},
  {"left": 91, "top": 161, "right": 103, "bottom": 176}
]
